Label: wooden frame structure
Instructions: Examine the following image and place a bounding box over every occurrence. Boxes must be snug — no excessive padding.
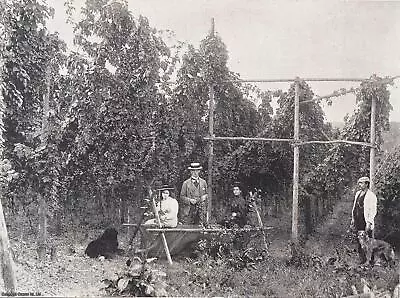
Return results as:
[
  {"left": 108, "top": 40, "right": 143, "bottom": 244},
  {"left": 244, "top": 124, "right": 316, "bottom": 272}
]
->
[
  {"left": 124, "top": 20, "right": 399, "bottom": 263},
  {"left": 206, "top": 73, "right": 398, "bottom": 241},
  {"left": 203, "top": 17, "right": 399, "bottom": 241},
  {"left": 129, "top": 75, "right": 396, "bottom": 260}
]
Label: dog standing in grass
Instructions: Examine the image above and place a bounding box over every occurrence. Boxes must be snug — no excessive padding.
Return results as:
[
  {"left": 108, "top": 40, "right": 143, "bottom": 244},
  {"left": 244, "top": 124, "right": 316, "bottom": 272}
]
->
[
  {"left": 351, "top": 176, "right": 378, "bottom": 263},
  {"left": 357, "top": 231, "right": 395, "bottom": 266}
]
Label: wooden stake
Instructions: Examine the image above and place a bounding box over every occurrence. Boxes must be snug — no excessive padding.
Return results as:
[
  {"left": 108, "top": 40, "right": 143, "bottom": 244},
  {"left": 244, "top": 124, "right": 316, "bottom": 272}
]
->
[
  {"left": 249, "top": 191, "right": 268, "bottom": 251},
  {"left": 37, "top": 195, "right": 47, "bottom": 260},
  {"left": 0, "top": 197, "right": 16, "bottom": 293},
  {"left": 151, "top": 197, "right": 173, "bottom": 265},
  {"left": 292, "top": 80, "right": 300, "bottom": 241},
  {"left": 127, "top": 206, "right": 131, "bottom": 242},
  {"left": 369, "top": 96, "right": 376, "bottom": 192},
  {"left": 37, "top": 65, "right": 51, "bottom": 261}
]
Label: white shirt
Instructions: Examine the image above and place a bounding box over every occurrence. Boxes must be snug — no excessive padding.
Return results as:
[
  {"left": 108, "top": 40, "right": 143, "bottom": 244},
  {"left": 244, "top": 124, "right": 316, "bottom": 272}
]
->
[
  {"left": 155, "top": 196, "right": 179, "bottom": 227},
  {"left": 352, "top": 189, "right": 377, "bottom": 229}
]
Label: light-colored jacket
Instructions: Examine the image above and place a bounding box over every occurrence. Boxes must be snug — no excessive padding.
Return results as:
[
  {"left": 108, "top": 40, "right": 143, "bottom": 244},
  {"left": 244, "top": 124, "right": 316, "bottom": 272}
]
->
[
  {"left": 351, "top": 189, "right": 377, "bottom": 229},
  {"left": 155, "top": 197, "right": 179, "bottom": 227},
  {"left": 180, "top": 177, "right": 208, "bottom": 205}
]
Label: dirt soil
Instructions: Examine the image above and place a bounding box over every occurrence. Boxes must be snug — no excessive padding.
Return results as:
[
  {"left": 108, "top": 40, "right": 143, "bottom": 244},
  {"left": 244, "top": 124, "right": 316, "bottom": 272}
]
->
[{"left": 4, "top": 196, "right": 400, "bottom": 297}]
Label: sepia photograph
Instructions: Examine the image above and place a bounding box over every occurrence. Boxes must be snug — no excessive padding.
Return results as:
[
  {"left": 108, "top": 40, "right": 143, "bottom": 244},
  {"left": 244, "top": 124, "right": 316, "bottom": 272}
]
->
[{"left": 0, "top": 0, "right": 400, "bottom": 296}]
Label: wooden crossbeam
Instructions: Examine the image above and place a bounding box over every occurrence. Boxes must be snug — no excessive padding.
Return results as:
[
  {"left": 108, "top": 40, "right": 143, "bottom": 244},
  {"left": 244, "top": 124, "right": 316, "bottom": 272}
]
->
[
  {"left": 143, "top": 227, "right": 274, "bottom": 233},
  {"left": 204, "top": 136, "right": 374, "bottom": 148},
  {"left": 204, "top": 136, "right": 293, "bottom": 142},
  {"left": 122, "top": 223, "right": 274, "bottom": 233},
  {"left": 301, "top": 88, "right": 356, "bottom": 104},
  {"left": 158, "top": 77, "right": 370, "bottom": 84},
  {"left": 298, "top": 140, "right": 375, "bottom": 148}
]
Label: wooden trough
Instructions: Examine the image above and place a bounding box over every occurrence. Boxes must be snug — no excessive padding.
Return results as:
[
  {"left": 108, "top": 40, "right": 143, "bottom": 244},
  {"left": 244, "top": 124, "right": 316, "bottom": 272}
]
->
[{"left": 123, "top": 223, "right": 273, "bottom": 262}]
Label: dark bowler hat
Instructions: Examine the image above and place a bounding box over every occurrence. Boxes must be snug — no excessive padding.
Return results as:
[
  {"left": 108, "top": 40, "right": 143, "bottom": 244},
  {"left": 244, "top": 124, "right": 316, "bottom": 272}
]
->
[
  {"left": 157, "top": 185, "right": 174, "bottom": 191},
  {"left": 188, "top": 162, "right": 203, "bottom": 170}
]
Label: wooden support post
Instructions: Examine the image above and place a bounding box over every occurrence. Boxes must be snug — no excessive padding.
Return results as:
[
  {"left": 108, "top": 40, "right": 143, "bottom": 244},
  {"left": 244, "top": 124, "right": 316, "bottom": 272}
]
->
[
  {"left": 0, "top": 198, "right": 16, "bottom": 293},
  {"left": 207, "top": 83, "right": 214, "bottom": 225},
  {"left": 207, "top": 18, "right": 215, "bottom": 225},
  {"left": 292, "top": 80, "right": 300, "bottom": 241},
  {"left": 0, "top": 24, "right": 17, "bottom": 294},
  {"left": 127, "top": 206, "right": 131, "bottom": 241},
  {"left": 369, "top": 96, "right": 376, "bottom": 192},
  {"left": 37, "top": 65, "right": 51, "bottom": 261},
  {"left": 250, "top": 191, "right": 268, "bottom": 251},
  {"left": 151, "top": 197, "right": 173, "bottom": 265},
  {"left": 37, "top": 195, "right": 47, "bottom": 260}
]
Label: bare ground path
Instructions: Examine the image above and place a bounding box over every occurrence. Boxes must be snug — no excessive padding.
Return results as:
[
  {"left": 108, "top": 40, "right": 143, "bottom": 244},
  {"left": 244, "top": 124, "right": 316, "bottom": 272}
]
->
[{"left": 2, "top": 191, "right": 398, "bottom": 297}]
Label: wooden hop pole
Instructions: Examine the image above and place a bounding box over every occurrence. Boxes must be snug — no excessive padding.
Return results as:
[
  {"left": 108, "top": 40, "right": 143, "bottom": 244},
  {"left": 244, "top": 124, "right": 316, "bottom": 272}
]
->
[
  {"left": 207, "top": 17, "right": 215, "bottom": 225},
  {"left": 369, "top": 96, "right": 377, "bottom": 192},
  {"left": 0, "top": 198, "right": 16, "bottom": 293},
  {"left": 37, "top": 64, "right": 51, "bottom": 261},
  {"left": 151, "top": 197, "right": 173, "bottom": 265},
  {"left": 292, "top": 80, "right": 300, "bottom": 241},
  {"left": 0, "top": 31, "right": 16, "bottom": 292}
]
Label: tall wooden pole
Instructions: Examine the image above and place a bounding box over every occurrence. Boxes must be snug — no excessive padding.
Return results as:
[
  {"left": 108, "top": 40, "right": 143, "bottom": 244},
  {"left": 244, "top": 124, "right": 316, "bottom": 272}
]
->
[
  {"left": 207, "top": 18, "right": 215, "bottom": 225},
  {"left": 37, "top": 64, "right": 51, "bottom": 261},
  {"left": 207, "top": 84, "right": 214, "bottom": 224},
  {"left": 0, "top": 26, "right": 17, "bottom": 293},
  {"left": 151, "top": 197, "right": 173, "bottom": 265},
  {"left": 292, "top": 80, "right": 300, "bottom": 241},
  {"left": 0, "top": 199, "right": 16, "bottom": 293},
  {"left": 369, "top": 96, "right": 376, "bottom": 192}
]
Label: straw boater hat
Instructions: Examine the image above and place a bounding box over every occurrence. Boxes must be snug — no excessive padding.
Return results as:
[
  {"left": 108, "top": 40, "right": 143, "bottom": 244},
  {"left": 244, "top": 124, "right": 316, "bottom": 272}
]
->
[
  {"left": 232, "top": 181, "right": 241, "bottom": 188},
  {"left": 358, "top": 177, "right": 370, "bottom": 183},
  {"left": 157, "top": 185, "right": 174, "bottom": 191},
  {"left": 188, "top": 162, "right": 203, "bottom": 170}
]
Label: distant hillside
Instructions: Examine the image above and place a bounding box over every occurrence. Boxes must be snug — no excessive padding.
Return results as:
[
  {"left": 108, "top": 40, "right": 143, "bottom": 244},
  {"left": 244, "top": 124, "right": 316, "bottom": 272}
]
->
[
  {"left": 329, "top": 121, "right": 400, "bottom": 152},
  {"left": 382, "top": 122, "right": 400, "bottom": 152},
  {"left": 330, "top": 121, "right": 345, "bottom": 130}
]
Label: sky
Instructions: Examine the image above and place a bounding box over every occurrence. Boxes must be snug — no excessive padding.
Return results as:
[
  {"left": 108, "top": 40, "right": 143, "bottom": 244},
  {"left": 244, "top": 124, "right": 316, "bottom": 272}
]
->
[{"left": 46, "top": 0, "right": 400, "bottom": 123}]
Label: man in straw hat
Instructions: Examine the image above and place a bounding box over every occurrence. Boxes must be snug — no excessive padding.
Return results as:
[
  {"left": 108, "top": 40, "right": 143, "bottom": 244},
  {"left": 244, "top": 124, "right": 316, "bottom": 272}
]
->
[
  {"left": 144, "top": 185, "right": 179, "bottom": 228},
  {"left": 351, "top": 176, "right": 378, "bottom": 263},
  {"left": 180, "top": 162, "right": 208, "bottom": 225}
]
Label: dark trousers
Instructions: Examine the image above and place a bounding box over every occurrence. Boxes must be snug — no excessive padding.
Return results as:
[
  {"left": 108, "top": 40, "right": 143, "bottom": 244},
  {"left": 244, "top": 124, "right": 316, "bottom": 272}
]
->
[{"left": 181, "top": 201, "right": 206, "bottom": 225}]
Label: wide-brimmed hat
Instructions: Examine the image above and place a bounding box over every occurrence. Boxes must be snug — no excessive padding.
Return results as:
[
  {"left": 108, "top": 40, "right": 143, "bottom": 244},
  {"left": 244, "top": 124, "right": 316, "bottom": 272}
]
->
[
  {"left": 157, "top": 185, "right": 174, "bottom": 191},
  {"left": 188, "top": 162, "right": 203, "bottom": 170},
  {"left": 232, "top": 181, "right": 241, "bottom": 188},
  {"left": 358, "top": 176, "right": 370, "bottom": 183}
]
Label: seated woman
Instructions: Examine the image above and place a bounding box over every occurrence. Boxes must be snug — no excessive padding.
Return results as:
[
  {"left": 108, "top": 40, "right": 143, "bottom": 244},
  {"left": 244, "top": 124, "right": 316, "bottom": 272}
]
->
[
  {"left": 220, "top": 182, "right": 250, "bottom": 228},
  {"left": 144, "top": 185, "right": 179, "bottom": 228}
]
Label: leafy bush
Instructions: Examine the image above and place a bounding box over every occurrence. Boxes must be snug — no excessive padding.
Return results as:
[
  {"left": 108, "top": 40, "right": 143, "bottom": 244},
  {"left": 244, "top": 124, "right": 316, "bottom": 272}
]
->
[
  {"left": 375, "top": 146, "right": 400, "bottom": 245},
  {"left": 190, "top": 227, "right": 267, "bottom": 270},
  {"left": 101, "top": 258, "right": 169, "bottom": 297}
]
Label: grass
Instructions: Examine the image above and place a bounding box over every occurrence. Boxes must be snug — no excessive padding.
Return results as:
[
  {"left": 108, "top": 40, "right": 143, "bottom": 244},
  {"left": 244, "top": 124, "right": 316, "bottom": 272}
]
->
[{"left": 5, "top": 212, "right": 399, "bottom": 297}]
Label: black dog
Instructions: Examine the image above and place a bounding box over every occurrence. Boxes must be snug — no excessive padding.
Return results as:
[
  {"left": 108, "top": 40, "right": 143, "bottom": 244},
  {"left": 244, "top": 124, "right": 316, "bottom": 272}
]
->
[{"left": 85, "top": 227, "right": 123, "bottom": 259}]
